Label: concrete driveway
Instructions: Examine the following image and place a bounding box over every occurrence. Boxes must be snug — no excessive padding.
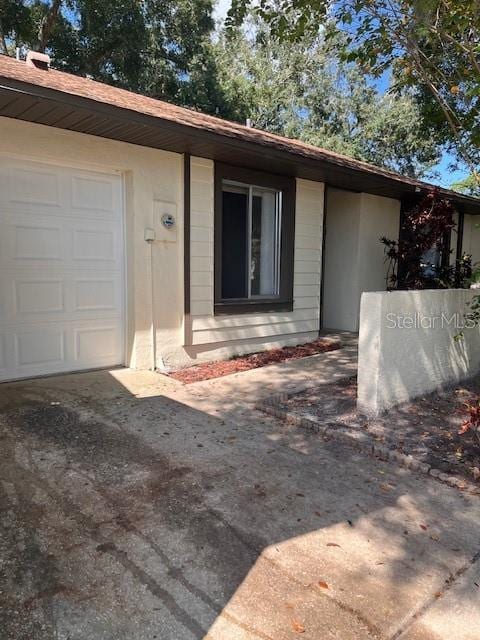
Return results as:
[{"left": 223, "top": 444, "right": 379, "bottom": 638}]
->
[{"left": 1, "top": 352, "right": 479, "bottom": 640}]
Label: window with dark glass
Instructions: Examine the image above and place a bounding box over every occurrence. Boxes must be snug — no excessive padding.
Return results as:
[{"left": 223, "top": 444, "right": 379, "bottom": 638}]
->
[
  {"left": 221, "top": 181, "right": 282, "bottom": 300},
  {"left": 214, "top": 164, "right": 295, "bottom": 315}
]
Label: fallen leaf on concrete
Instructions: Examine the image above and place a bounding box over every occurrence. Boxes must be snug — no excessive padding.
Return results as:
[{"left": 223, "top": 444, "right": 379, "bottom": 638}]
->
[
  {"left": 420, "top": 524, "right": 428, "bottom": 530},
  {"left": 430, "top": 534, "right": 440, "bottom": 541},
  {"left": 326, "top": 543, "right": 341, "bottom": 548},
  {"left": 380, "top": 483, "right": 392, "bottom": 492},
  {"left": 318, "top": 581, "right": 329, "bottom": 589},
  {"left": 291, "top": 619, "right": 306, "bottom": 633}
]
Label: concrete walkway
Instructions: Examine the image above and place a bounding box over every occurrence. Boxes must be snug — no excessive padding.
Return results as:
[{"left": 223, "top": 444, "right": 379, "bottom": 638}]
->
[
  {"left": 1, "top": 341, "right": 479, "bottom": 640},
  {"left": 113, "top": 332, "right": 358, "bottom": 421}
]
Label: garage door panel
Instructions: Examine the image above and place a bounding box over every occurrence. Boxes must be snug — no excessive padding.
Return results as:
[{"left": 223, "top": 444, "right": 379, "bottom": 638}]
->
[
  {"left": 73, "top": 227, "right": 116, "bottom": 262},
  {"left": 4, "top": 273, "right": 122, "bottom": 324},
  {"left": 0, "top": 277, "right": 10, "bottom": 323},
  {"left": 0, "top": 158, "right": 125, "bottom": 381},
  {"left": 3, "top": 204, "right": 120, "bottom": 222},
  {"left": 15, "top": 328, "right": 66, "bottom": 367},
  {"left": 74, "top": 325, "right": 122, "bottom": 363},
  {"left": 14, "top": 278, "right": 64, "bottom": 315},
  {"left": 0, "top": 166, "right": 8, "bottom": 197},
  {"left": 71, "top": 174, "right": 116, "bottom": 212},
  {"left": 0, "top": 213, "right": 66, "bottom": 265},
  {"left": 2, "top": 220, "right": 121, "bottom": 269},
  {"left": 0, "top": 335, "right": 6, "bottom": 371},
  {"left": 15, "top": 222, "right": 63, "bottom": 261},
  {"left": 4, "top": 318, "right": 123, "bottom": 380},
  {"left": 74, "top": 278, "right": 117, "bottom": 312},
  {"left": 9, "top": 165, "right": 61, "bottom": 207},
  {"left": 0, "top": 159, "right": 121, "bottom": 218},
  {"left": 0, "top": 161, "right": 63, "bottom": 208}
]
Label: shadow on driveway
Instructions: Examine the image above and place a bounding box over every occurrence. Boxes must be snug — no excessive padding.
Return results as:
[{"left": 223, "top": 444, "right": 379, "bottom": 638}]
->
[{"left": 0, "top": 369, "right": 479, "bottom": 640}]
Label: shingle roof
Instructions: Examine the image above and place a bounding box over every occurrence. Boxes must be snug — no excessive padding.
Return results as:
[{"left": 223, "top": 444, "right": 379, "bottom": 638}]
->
[{"left": 0, "top": 53, "right": 478, "bottom": 209}]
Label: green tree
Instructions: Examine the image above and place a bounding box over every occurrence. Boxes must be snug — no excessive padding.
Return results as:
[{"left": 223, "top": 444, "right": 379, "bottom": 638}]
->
[
  {"left": 215, "top": 23, "right": 440, "bottom": 177},
  {"left": 1, "top": 0, "right": 69, "bottom": 55},
  {"left": 451, "top": 174, "right": 480, "bottom": 197},
  {"left": 0, "top": 0, "right": 239, "bottom": 116},
  {"left": 228, "top": 0, "right": 480, "bottom": 181}
]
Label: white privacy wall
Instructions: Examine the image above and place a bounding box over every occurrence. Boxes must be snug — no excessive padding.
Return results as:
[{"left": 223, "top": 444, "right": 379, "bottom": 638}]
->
[
  {"left": 187, "top": 157, "right": 324, "bottom": 361},
  {"left": 322, "top": 189, "right": 400, "bottom": 332},
  {"left": 357, "top": 289, "right": 480, "bottom": 416}
]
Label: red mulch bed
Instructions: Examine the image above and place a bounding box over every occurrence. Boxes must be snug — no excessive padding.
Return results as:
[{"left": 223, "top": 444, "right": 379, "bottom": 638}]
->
[{"left": 169, "top": 338, "right": 341, "bottom": 384}]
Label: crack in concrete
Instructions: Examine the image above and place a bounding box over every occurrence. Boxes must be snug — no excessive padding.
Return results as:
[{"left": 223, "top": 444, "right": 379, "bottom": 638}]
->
[{"left": 389, "top": 549, "right": 480, "bottom": 640}]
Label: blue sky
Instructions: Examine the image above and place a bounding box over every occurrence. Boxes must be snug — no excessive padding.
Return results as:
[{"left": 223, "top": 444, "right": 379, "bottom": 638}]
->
[
  {"left": 371, "top": 71, "right": 466, "bottom": 187},
  {"left": 214, "top": 0, "right": 232, "bottom": 21},
  {"left": 433, "top": 156, "right": 467, "bottom": 188},
  {"left": 213, "top": 0, "right": 467, "bottom": 189}
]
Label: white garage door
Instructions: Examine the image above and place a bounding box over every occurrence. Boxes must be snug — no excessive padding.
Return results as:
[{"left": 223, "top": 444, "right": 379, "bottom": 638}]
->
[{"left": 0, "top": 157, "right": 125, "bottom": 382}]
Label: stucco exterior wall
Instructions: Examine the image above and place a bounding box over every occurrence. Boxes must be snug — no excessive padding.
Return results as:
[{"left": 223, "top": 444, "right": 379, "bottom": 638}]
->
[
  {"left": 358, "top": 289, "right": 480, "bottom": 416},
  {"left": 0, "top": 117, "right": 184, "bottom": 372},
  {"left": 322, "top": 190, "right": 361, "bottom": 332},
  {"left": 322, "top": 189, "right": 400, "bottom": 332},
  {"left": 186, "top": 158, "right": 324, "bottom": 363},
  {"left": 463, "top": 214, "right": 480, "bottom": 266}
]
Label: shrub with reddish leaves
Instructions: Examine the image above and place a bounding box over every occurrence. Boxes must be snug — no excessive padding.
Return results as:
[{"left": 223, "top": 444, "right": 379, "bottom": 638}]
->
[
  {"left": 459, "top": 401, "right": 480, "bottom": 447},
  {"left": 380, "top": 189, "right": 471, "bottom": 290}
]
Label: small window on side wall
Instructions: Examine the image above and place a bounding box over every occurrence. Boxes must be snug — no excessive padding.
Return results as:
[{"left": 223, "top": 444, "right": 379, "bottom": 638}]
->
[{"left": 215, "top": 164, "right": 295, "bottom": 315}]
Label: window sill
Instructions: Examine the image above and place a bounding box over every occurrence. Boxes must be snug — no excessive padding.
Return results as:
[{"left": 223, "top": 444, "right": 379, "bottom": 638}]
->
[{"left": 214, "top": 300, "right": 294, "bottom": 315}]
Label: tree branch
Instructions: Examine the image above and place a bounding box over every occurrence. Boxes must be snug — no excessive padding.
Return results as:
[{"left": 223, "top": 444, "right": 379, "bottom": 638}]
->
[
  {"left": 363, "top": 2, "right": 479, "bottom": 180},
  {"left": 0, "top": 21, "right": 10, "bottom": 55},
  {"left": 37, "top": 0, "right": 63, "bottom": 53}
]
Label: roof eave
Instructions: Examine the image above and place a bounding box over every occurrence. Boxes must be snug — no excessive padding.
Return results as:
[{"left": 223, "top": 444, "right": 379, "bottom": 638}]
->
[{"left": 1, "top": 76, "right": 480, "bottom": 214}]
